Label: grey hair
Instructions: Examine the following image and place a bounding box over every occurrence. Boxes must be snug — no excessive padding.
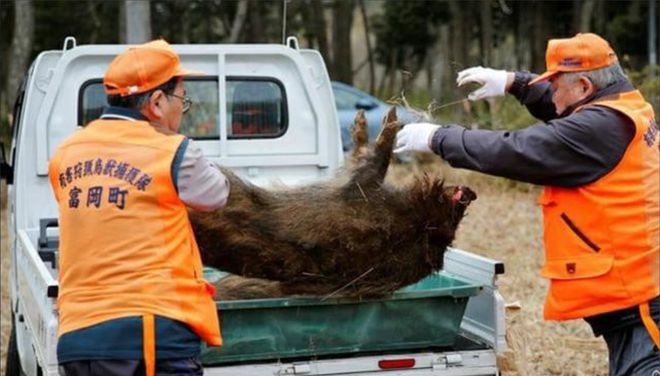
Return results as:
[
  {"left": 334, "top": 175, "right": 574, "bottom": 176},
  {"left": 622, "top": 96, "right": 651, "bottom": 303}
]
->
[{"left": 562, "top": 62, "right": 628, "bottom": 90}]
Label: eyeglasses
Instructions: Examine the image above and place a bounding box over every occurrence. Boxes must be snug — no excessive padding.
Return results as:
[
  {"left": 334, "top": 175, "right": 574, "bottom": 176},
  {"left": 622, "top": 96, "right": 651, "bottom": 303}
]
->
[{"left": 167, "top": 93, "right": 192, "bottom": 114}]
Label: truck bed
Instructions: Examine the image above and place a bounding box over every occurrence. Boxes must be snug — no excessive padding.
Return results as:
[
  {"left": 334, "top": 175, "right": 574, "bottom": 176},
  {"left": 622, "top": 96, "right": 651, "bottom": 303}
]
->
[
  {"left": 202, "top": 268, "right": 480, "bottom": 364},
  {"left": 17, "top": 219, "right": 505, "bottom": 375}
]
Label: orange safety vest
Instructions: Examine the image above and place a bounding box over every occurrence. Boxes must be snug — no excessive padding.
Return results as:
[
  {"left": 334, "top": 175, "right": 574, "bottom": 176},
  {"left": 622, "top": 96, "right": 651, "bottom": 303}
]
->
[
  {"left": 538, "top": 90, "right": 659, "bottom": 344},
  {"left": 48, "top": 119, "right": 222, "bottom": 370}
]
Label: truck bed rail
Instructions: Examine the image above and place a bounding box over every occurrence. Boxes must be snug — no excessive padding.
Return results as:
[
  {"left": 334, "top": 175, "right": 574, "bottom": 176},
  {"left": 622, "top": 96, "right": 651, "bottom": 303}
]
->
[{"left": 444, "top": 248, "right": 506, "bottom": 353}]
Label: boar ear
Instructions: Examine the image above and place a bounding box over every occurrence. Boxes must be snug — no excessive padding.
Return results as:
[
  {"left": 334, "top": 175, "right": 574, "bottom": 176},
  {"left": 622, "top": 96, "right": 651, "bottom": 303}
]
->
[
  {"left": 460, "top": 186, "right": 477, "bottom": 202},
  {"left": 452, "top": 186, "right": 477, "bottom": 204}
]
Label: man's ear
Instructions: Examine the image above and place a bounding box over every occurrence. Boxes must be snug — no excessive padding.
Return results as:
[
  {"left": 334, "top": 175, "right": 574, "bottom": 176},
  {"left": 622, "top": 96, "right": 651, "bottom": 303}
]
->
[
  {"left": 579, "top": 76, "right": 596, "bottom": 97},
  {"left": 143, "top": 90, "right": 166, "bottom": 120}
]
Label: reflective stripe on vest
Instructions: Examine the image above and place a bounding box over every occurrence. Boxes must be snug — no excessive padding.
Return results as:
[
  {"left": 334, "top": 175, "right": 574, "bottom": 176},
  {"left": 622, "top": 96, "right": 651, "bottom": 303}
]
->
[
  {"left": 48, "top": 119, "right": 222, "bottom": 347},
  {"left": 538, "top": 90, "right": 659, "bottom": 321}
]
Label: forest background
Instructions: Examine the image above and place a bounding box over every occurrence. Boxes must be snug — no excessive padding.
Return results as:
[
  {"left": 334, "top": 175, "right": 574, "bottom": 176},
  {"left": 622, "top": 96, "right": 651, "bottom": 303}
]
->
[
  {"left": 1, "top": 0, "right": 658, "bottom": 137},
  {"left": 0, "top": 1, "right": 659, "bottom": 374}
]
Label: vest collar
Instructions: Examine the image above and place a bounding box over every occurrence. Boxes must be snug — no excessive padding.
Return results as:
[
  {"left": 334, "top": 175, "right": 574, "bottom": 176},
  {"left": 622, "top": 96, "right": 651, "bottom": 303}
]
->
[
  {"left": 100, "top": 106, "right": 148, "bottom": 122},
  {"left": 589, "top": 80, "right": 636, "bottom": 103},
  {"left": 562, "top": 80, "right": 636, "bottom": 117}
]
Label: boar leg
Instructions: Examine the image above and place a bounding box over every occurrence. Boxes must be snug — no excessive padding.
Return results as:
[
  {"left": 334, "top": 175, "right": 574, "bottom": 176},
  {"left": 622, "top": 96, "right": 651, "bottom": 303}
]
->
[
  {"left": 350, "top": 109, "right": 369, "bottom": 165},
  {"left": 374, "top": 107, "right": 400, "bottom": 161},
  {"left": 343, "top": 107, "right": 399, "bottom": 198}
]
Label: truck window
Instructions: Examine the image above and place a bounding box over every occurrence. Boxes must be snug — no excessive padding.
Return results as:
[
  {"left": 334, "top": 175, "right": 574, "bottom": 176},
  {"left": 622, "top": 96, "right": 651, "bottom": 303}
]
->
[
  {"left": 79, "top": 77, "right": 287, "bottom": 140},
  {"left": 226, "top": 79, "right": 287, "bottom": 139},
  {"left": 179, "top": 78, "right": 219, "bottom": 139},
  {"left": 79, "top": 81, "right": 106, "bottom": 127}
]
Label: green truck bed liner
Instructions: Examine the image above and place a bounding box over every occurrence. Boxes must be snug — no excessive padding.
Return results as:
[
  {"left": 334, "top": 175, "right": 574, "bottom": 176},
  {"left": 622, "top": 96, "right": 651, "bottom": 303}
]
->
[{"left": 201, "top": 270, "right": 481, "bottom": 365}]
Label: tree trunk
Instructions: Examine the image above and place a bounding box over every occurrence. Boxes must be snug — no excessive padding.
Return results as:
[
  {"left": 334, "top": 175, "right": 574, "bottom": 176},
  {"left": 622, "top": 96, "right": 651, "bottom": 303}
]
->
[
  {"left": 87, "top": 0, "right": 102, "bottom": 43},
  {"left": 331, "top": 0, "right": 355, "bottom": 84},
  {"left": 179, "top": 5, "right": 190, "bottom": 44},
  {"left": 579, "top": 0, "right": 596, "bottom": 31},
  {"left": 247, "top": 1, "right": 265, "bottom": 43},
  {"left": 377, "top": 65, "right": 389, "bottom": 98},
  {"left": 119, "top": 1, "right": 125, "bottom": 43},
  {"left": 6, "top": 0, "right": 34, "bottom": 109},
  {"left": 571, "top": 0, "right": 582, "bottom": 33},
  {"left": 593, "top": 0, "right": 606, "bottom": 35},
  {"left": 295, "top": 1, "right": 314, "bottom": 47},
  {"left": 0, "top": 8, "right": 9, "bottom": 127},
  {"left": 431, "top": 24, "right": 450, "bottom": 102},
  {"left": 628, "top": 0, "right": 642, "bottom": 21},
  {"left": 386, "top": 51, "right": 397, "bottom": 96},
  {"left": 572, "top": 0, "right": 595, "bottom": 32},
  {"left": 425, "top": 27, "right": 441, "bottom": 100},
  {"left": 123, "top": 0, "right": 151, "bottom": 44},
  {"left": 308, "top": 0, "right": 329, "bottom": 61},
  {"left": 480, "top": 0, "right": 493, "bottom": 66},
  {"left": 530, "top": 2, "right": 551, "bottom": 74},
  {"left": 449, "top": 0, "right": 469, "bottom": 101},
  {"left": 478, "top": 0, "right": 496, "bottom": 127},
  {"left": 514, "top": 2, "right": 531, "bottom": 70},
  {"left": 358, "top": 0, "right": 375, "bottom": 94},
  {"left": 229, "top": 0, "right": 249, "bottom": 43}
]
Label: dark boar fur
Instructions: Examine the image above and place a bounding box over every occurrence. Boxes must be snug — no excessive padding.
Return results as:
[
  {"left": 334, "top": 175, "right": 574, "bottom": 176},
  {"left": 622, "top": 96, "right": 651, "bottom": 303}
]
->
[{"left": 191, "top": 108, "right": 476, "bottom": 298}]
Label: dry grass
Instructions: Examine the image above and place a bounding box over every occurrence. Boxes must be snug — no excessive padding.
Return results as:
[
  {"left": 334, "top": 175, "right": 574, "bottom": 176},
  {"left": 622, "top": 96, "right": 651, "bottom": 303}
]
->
[{"left": 0, "top": 164, "right": 608, "bottom": 375}]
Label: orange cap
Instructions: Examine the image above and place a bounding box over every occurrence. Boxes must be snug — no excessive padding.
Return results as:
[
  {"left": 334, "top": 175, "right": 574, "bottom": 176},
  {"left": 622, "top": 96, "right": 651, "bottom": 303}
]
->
[
  {"left": 529, "top": 33, "right": 618, "bottom": 85},
  {"left": 104, "top": 39, "right": 203, "bottom": 96}
]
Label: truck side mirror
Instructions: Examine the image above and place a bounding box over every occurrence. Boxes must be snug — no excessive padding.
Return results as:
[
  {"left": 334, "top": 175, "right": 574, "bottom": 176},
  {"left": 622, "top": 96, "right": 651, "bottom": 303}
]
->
[{"left": 0, "top": 141, "right": 13, "bottom": 184}]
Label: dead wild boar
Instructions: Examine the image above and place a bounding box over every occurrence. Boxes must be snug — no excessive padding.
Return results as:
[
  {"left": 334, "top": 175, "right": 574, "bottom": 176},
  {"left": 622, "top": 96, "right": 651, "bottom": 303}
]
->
[{"left": 190, "top": 108, "right": 476, "bottom": 298}]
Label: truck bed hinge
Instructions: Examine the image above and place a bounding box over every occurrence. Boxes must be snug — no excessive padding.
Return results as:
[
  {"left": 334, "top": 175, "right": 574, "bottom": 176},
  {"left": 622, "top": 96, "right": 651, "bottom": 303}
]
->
[
  {"left": 433, "top": 353, "right": 463, "bottom": 370},
  {"left": 280, "top": 363, "right": 311, "bottom": 375}
]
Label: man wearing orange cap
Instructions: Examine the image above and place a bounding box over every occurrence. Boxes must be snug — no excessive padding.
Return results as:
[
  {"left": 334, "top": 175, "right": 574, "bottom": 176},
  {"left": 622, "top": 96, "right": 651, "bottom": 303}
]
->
[
  {"left": 395, "top": 33, "right": 659, "bottom": 374},
  {"left": 49, "top": 40, "right": 230, "bottom": 375}
]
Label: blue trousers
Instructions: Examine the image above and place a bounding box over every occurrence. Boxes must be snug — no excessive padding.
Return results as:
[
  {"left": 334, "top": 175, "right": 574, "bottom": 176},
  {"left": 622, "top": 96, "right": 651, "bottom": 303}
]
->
[
  {"left": 603, "top": 323, "right": 660, "bottom": 376},
  {"left": 58, "top": 357, "right": 203, "bottom": 376}
]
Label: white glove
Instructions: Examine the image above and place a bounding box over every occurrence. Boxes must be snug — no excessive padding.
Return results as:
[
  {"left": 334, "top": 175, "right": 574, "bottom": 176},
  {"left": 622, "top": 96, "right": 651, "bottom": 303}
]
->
[
  {"left": 394, "top": 123, "right": 440, "bottom": 155},
  {"left": 456, "top": 66, "right": 508, "bottom": 101}
]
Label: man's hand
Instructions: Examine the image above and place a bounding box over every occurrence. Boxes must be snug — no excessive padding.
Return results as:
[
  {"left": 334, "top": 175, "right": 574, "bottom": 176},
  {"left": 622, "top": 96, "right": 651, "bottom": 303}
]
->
[
  {"left": 456, "top": 66, "right": 512, "bottom": 101},
  {"left": 394, "top": 123, "right": 440, "bottom": 155}
]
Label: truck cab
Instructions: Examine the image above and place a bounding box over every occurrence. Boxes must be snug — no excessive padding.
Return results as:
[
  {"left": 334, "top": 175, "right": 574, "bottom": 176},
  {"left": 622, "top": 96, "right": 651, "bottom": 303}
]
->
[{"left": 2, "top": 38, "right": 506, "bottom": 376}]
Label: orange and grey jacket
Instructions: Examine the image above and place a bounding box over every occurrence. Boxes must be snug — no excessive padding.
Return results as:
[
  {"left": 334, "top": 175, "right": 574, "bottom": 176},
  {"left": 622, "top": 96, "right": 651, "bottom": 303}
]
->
[
  {"left": 48, "top": 117, "right": 223, "bottom": 348},
  {"left": 430, "top": 75, "right": 659, "bottom": 340},
  {"left": 538, "top": 90, "right": 658, "bottom": 320}
]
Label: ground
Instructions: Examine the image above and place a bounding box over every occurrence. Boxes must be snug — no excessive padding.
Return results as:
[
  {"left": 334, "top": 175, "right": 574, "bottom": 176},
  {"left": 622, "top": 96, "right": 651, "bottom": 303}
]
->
[{"left": 0, "top": 165, "right": 608, "bottom": 375}]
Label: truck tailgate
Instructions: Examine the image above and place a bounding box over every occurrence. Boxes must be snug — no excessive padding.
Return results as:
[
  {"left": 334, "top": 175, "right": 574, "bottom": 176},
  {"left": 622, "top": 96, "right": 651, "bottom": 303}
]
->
[{"left": 204, "top": 349, "right": 498, "bottom": 375}]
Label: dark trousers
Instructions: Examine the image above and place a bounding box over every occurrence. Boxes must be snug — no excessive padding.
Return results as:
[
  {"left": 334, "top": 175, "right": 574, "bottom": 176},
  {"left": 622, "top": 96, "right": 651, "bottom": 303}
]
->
[
  {"left": 58, "top": 357, "right": 203, "bottom": 376},
  {"left": 603, "top": 323, "right": 660, "bottom": 376}
]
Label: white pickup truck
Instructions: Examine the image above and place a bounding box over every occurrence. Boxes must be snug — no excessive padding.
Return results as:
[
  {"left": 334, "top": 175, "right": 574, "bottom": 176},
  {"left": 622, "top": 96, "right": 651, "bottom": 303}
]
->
[{"left": 1, "top": 37, "right": 507, "bottom": 376}]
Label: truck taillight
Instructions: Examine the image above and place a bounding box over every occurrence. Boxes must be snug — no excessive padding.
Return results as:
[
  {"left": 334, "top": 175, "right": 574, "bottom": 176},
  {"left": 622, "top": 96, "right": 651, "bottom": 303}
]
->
[{"left": 378, "top": 358, "right": 415, "bottom": 369}]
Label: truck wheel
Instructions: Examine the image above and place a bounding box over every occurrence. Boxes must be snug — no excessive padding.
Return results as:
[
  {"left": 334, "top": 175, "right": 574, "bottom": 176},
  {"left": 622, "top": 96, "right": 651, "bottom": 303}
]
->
[{"left": 5, "top": 320, "right": 25, "bottom": 376}]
